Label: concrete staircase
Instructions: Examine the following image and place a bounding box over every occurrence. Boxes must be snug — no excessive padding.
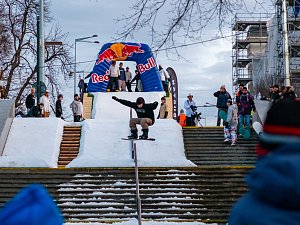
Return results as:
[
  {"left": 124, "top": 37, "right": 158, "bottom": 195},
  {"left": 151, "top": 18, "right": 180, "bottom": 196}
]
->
[
  {"left": 183, "top": 127, "right": 257, "bottom": 166},
  {"left": 58, "top": 126, "right": 81, "bottom": 168},
  {"left": 0, "top": 167, "right": 250, "bottom": 224}
]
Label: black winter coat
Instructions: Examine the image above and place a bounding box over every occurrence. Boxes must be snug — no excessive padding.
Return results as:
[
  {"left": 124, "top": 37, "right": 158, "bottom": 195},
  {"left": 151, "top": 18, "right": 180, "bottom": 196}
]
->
[
  {"left": 116, "top": 98, "right": 158, "bottom": 123},
  {"left": 214, "top": 91, "right": 231, "bottom": 108},
  {"left": 25, "top": 94, "right": 35, "bottom": 109},
  {"left": 55, "top": 99, "right": 62, "bottom": 117}
]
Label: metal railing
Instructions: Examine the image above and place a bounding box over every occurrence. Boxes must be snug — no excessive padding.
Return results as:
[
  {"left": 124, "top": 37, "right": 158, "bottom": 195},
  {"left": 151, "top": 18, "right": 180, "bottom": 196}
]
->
[{"left": 129, "top": 108, "right": 142, "bottom": 225}]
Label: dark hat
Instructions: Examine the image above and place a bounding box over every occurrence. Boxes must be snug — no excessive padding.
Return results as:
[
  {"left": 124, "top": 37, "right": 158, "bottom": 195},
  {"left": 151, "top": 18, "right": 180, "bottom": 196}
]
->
[
  {"left": 136, "top": 97, "right": 145, "bottom": 105},
  {"left": 74, "top": 94, "right": 79, "bottom": 98},
  {"left": 273, "top": 84, "right": 279, "bottom": 89},
  {"left": 257, "top": 100, "right": 300, "bottom": 156},
  {"left": 227, "top": 99, "right": 233, "bottom": 105},
  {"left": 161, "top": 96, "right": 166, "bottom": 100}
]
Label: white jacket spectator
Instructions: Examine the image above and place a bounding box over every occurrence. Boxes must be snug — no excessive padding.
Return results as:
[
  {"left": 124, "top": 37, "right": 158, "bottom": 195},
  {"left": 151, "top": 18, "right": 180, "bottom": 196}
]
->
[
  {"left": 159, "top": 67, "right": 169, "bottom": 82},
  {"left": 40, "top": 90, "right": 50, "bottom": 117},
  {"left": 108, "top": 64, "right": 120, "bottom": 78}
]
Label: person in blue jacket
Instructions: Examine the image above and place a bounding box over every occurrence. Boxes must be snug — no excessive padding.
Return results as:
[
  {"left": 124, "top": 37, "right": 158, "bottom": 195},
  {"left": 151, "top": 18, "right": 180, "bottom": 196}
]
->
[{"left": 228, "top": 100, "right": 300, "bottom": 225}]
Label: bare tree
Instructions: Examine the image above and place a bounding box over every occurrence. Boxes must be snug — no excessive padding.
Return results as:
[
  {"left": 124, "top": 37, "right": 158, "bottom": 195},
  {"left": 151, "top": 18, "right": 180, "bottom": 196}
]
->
[
  {"left": 0, "top": 0, "right": 72, "bottom": 109},
  {"left": 0, "top": 5, "right": 10, "bottom": 67},
  {"left": 117, "top": 0, "right": 271, "bottom": 51},
  {"left": 254, "top": 73, "right": 275, "bottom": 98}
]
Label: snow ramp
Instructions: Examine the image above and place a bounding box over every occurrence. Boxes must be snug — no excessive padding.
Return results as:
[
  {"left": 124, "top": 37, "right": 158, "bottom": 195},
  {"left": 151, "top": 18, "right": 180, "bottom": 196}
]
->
[{"left": 68, "top": 92, "right": 195, "bottom": 167}]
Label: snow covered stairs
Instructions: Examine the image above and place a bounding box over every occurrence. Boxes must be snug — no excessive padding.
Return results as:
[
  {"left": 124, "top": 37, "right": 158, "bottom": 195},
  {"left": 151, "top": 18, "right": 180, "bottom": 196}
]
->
[
  {"left": 58, "top": 126, "right": 81, "bottom": 167},
  {"left": 0, "top": 168, "right": 249, "bottom": 224},
  {"left": 183, "top": 127, "right": 257, "bottom": 166}
]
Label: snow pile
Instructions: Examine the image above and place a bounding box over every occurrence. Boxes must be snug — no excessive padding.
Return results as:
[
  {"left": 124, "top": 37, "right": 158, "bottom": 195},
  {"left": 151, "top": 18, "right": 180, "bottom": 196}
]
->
[
  {"left": 68, "top": 92, "right": 195, "bottom": 167},
  {"left": 64, "top": 219, "right": 216, "bottom": 225},
  {"left": 0, "top": 118, "right": 65, "bottom": 167}
]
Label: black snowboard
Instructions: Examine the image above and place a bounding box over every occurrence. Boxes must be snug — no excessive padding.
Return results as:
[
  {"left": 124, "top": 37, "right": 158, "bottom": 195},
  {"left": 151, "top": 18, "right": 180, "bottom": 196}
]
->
[{"left": 121, "top": 138, "right": 155, "bottom": 141}]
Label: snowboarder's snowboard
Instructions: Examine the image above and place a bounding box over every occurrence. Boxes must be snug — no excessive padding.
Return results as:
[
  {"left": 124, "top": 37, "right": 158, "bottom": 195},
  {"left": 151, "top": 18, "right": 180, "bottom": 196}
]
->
[
  {"left": 218, "top": 110, "right": 227, "bottom": 121},
  {"left": 122, "top": 138, "right": 155, "bottom": 141},
  {"left": 238, "top": 125, "right": 251, "bottom": 139}
]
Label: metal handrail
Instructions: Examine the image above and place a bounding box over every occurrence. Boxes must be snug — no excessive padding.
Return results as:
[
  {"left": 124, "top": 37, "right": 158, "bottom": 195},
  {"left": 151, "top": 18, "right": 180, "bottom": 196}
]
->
[
  {"left": 130, "top": 108, "right": 142, "bottom": 225},
  {"left": 133, "top": 143, "right": 142, "bottom": 225}
]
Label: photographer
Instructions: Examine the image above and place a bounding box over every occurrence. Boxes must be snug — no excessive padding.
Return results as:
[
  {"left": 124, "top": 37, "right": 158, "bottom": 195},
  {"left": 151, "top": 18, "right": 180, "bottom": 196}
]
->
[{"left": 184, "top": 93, "right": 196, "bottom": 126}]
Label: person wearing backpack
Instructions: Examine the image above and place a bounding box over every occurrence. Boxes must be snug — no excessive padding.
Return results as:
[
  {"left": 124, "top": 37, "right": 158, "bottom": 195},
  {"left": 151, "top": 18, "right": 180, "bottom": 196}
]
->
[{"left": 236, "top": 87, "right": 256, "bottom": 132}]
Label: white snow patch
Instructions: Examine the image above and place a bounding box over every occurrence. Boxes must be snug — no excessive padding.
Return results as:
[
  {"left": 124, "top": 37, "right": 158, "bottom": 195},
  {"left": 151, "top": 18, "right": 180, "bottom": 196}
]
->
[
  {"left": 67, "top": 92, "right": 195, "bottom": 167},
  {"left": 64, "top": 219, "right": 217, "bottom": 225},
  {"left": 0, "top": 118, "right": 65, "bottom": 167}
]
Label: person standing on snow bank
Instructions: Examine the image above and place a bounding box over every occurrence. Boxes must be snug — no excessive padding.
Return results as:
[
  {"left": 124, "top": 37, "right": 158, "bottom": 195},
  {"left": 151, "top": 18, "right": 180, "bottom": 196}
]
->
[
  {"left": 112, "top": 96, "right": 158, "bottom": 139},
  {"left": 40, "top": 90, "right": 50, "bottom": 117},
  {"left": 184, "top": 93, "right": 196, "bottom": 126},
  {"left": 25, "top": 88, "right": 36, "bottom": 113},
  {"left": 70, "top": 94, "right": 83, "bottom": 122},
  {"left": 27, "top": 103, "right": 44, "bottom": 117},
  {"left": 108, "top": 60, "right": 120, "bottom": 92},
  {"left": 224, "top": 99, "right": 237, "bottom": 146},
  {"left": 55, "top": 94, "right": 63, "bottom": 119},
  {"left": 157, "top": 96, "right": 168, "bottom": 119},
  {"left": 158, "top": 64, "right": 170, "bottom": 93},
  {"left": 228, "top": 100, "right": 300, "bottom": 225},
  {"left": 213, "top": 85, "right": 231, "bottom": 126}
]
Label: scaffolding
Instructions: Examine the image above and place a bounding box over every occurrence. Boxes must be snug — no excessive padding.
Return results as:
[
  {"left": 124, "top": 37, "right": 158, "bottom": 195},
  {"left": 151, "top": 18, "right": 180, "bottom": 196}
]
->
[
  {"left": 276, "top": 0, "right": 300, "bottom": 94},
  {"left": 232, "top": 13, "right": 269, "bottom": 92}
]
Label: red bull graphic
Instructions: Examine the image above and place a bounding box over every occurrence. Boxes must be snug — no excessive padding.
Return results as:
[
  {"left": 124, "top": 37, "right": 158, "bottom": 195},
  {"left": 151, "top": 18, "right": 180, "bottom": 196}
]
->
[
  {"left": 137, "top": 57, "right": 156, "bottom": 74},
  {"left": 95, "top": 49, "right": 118, "bottom": 65},
  {"left": 91, "top": 71, "right": 110, "bottom": 83},
  {"left": 87, "top": 42, "right": 163, "bottom": 92},
  {"left": 121, "top": 44, "right": 144, "bottom": 57}
]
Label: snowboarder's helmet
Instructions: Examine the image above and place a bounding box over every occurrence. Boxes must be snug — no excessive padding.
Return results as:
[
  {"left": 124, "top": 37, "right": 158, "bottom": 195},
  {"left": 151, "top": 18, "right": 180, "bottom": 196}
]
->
[{"left": 136, "top": 97, "right": 145, "bottom": 105}]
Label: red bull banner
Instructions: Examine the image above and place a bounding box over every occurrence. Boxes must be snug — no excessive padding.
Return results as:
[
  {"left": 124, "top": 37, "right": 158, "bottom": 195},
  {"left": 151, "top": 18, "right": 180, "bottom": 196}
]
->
[{"left": 87, "top": 42, "right": 163, "bottom": 92}]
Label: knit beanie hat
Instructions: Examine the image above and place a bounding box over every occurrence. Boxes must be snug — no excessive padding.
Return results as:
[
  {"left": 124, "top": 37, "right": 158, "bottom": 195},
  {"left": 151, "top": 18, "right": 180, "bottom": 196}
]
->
[{"left": 257, "top": 100, "right": 300, "bottom": 156}]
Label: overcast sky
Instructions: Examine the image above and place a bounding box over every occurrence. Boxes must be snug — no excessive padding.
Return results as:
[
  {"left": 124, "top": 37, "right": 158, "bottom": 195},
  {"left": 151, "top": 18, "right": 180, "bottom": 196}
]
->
[{"left": 49, "top": 0, "right": 274, "bottom": 122}]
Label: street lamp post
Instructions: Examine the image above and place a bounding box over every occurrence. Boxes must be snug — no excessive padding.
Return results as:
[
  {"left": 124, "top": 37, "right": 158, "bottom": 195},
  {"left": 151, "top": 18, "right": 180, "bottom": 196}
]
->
[{"left": 74, "top": 35, "right": 98, "bottom": 95}]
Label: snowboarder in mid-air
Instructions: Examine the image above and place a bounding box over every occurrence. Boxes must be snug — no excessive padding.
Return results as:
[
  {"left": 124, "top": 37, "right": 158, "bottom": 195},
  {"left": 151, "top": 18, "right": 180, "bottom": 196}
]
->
[{"left": 112, "top": 96, "right": 158, "bottom": 139}]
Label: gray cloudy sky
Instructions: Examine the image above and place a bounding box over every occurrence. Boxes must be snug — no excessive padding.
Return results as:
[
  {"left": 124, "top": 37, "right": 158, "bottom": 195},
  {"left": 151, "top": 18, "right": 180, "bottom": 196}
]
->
[{"left": 49, "top": 0, "right": 274, "bottom": 122}]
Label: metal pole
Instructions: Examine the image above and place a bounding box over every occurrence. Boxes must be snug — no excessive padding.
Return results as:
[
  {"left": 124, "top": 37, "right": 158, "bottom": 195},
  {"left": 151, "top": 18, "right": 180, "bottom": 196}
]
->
[
  {"left": 133, "top": 143, "right": 142, "bottom": 225},
  {"left": 283, "top": 0, "right": 291, "bottom": 86},
  {"left": 38, "top": 0, "right": 45, "bottom": 83},
  {"left": 36, "top": 16, "right": 41, "bottom": 103},
  {"left": 74, "top": 40, "right": 77, "bottom": 95}
]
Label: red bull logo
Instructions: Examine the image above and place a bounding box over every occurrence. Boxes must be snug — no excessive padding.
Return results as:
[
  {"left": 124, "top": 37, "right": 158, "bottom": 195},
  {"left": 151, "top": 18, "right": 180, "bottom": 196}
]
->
[
  {"left": 137, "top": 57, "right": 156, "bottom": 74},
  {"left": 95, "top": 49, "right": 118, "bottom": 65},
  {"left": 121, "top": 44, "right": 144, "bottom": 57},
  {"left": 91, "top": 71, "right": 110, "bottom": 83}
]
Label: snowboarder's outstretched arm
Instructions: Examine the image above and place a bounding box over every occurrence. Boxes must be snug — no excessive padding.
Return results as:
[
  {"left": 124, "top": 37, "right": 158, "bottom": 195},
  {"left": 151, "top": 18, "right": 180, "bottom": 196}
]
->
[
  {"left": 112, "top": 96, "right": 136, "bottom": 108},
  {"left": 144, "top": 102, "right": 158, "bottom": 110}
]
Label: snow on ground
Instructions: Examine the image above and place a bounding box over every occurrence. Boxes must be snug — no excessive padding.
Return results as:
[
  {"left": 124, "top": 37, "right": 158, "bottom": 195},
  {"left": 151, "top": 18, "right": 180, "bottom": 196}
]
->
[
  {"left": 0, "top": 92, "right": 195, "bottom": 167},
  {"left": 68, "top": 92, "right": 195, "bottom": 167},
  {"left": 0, "top": 118, "right": 65, "bottom": 167},
  {"left": 64, "top": 220, "right": 217, "bottom": 225}
]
